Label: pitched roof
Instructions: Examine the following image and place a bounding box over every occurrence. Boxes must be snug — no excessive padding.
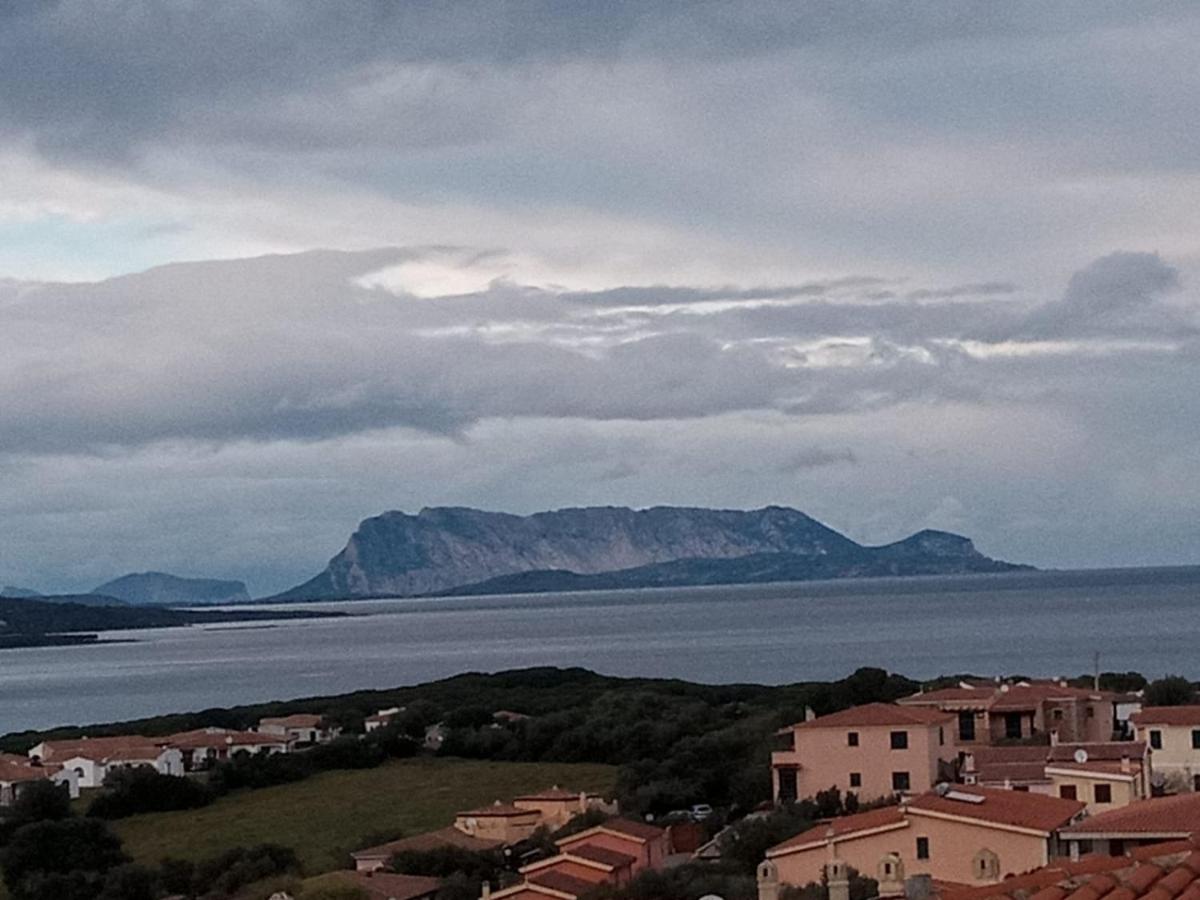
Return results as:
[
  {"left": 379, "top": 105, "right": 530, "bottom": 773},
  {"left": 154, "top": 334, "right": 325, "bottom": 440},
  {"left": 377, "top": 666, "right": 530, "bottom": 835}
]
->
[
  {"left": 767, "top": 806, "right": 908, "bottom": 856},
  {"left": 968, "top": 746, "right": 1053, "bottom": 785},
  {"left": 258, "top": 713, "right": 324, "bottom": 728},
  {"left": 903, "top": 682, "right": 1111, "bottom": 712},
  {"left": 938, "top": 841, "right": 1200, "bottom": 900},
  {"left": 330, "top": 872, "right": 441, "bottom": 900},
  {"left": 1047, "top": 743, "right": 1147, "bottom": 763},
  {"left": 515, "top": 787, "right": 602, "bottom": 802},
  {"left": 0, "top": 753, "right": 60, "bottom": 784},
  {"left": 1061, "top": 794, "right": 1200, "bottom": 839},
  {"left": 908, "top": 786, "right": 1085, "bottom": 833},
  {"left": 33, "top": 736, "right": 165, "bottom": 763},
  {"left": 788, "top": 703, "right": 954, "bottom": 730},
  {"left": 527, "top": 871, "right": 604, "bottom": 898},
  {"left": 166, "top": 728, "right": 286, "bottom": 749},
  {"left": 566, "top": 844, "right": 637, "bottom": 868},
  {"left": 352, "top": 826, "right": 504, "bottom": 859},
  {"left": 1131, "top": 707, "right": 1200, "bottom": 727},
  {"left": 556, "top": 817, "right": 664, "bottom": 846}
]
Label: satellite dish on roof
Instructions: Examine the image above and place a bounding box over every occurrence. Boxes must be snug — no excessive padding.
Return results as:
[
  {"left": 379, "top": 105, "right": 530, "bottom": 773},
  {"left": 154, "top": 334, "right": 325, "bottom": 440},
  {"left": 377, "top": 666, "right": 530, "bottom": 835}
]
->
[
  {"left": 1074, "top": 749, "right": 1089, "bottom": 764},
  {"left": 935, "top": 782, "right": 951, "bottom": 796}
]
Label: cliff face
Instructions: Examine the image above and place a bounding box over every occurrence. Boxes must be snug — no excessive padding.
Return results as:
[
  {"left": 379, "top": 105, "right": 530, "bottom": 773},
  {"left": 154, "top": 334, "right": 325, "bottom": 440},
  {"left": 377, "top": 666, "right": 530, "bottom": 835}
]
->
[
  {"left": 91, "top": 572, "right": 251, "bottom": 606},
  {"left": 275, "top": 506, "right": 1026, "bottom": 600}
]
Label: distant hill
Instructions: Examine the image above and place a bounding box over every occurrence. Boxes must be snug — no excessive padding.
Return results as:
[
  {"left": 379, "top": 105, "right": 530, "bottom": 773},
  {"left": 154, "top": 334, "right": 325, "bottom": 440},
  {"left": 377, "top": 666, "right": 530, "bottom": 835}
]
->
[
  {"left": 272, "top": 505, "right": 1028, "bottom": 601},
  {"left": 1, "top": 585, "right": 42, "bottom": 598},
  {"left": 92, "top": 572, "right": 251, "bottom": 606}
]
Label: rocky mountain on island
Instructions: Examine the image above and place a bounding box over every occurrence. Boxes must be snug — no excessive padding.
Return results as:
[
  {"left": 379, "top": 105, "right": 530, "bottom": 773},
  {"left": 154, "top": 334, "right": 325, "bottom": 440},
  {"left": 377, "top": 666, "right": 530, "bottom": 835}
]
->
[
  {"left": 92, "top": 572, "right": 251, "bottom": 606},
  {"left": 272, "top": 505, "right": 1027, "bottom": 601},
  {"left": 1, "top": 585, "right": 42, "bottom": 598}
]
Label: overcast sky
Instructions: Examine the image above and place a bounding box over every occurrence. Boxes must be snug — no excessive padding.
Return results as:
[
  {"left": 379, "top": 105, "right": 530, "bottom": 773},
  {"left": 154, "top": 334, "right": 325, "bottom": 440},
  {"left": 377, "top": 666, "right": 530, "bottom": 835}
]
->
[{"left": 3, "top": 2, "right": 1199, "bottom": 596}]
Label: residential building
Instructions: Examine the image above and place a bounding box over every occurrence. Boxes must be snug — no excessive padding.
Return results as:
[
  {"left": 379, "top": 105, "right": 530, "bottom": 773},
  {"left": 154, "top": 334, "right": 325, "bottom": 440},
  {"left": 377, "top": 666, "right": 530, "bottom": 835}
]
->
[
  {"left": 964, "top": 743, "right": 1152, "bottom": 811},
  {"left": 555, "top": 818, "right": 669, "bottom": 874},
  {"left": 0, "top": 753, "right": 79, "bottom": 805},
  {"left": 1130, "top": 707, "right": 1200, "bottom": 793},
  {"left": 512, "top": 786, "right": 618, "bottom": 829},
  {"left": 27, "top": 737, "right": 184, "bottom": 788},
  {"left": 256, "top": 714, "right": 340, "bottom": 747},
  {"left": 454, "top": 802, "right": 542, "bottom": 843},
  {"left": 772, "top": 703, "right": 958, "bottom": 804},
  {"left": 353, "top": 827, "right": 504, "bottom": 873},
  {"left": 166, "top": 728, "right": 289, "bottom": 771},
  {"left": 1059, "top": 792, "right": 1200, "bottom": 858},
  {"left": 365, "top": 708, "right": 404, "bottom": 733},
  {"left": 899, "top": 681, "right": 1116, "bottom": 746},
  {"left": 761, "top": 786, "right": 1085, "bottom": 888},
  {"left": 316, "top": 871, "right": 441, "bottom": 900},
  {"left": 935, "top": 838, "right": 1200, "bottom": 900}
]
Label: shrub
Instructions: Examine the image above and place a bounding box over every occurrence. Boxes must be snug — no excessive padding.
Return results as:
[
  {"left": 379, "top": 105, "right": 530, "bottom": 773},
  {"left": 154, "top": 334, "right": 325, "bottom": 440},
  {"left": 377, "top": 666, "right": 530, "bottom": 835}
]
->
[
  {"left": 1, "top": 818, "right": 128, "bottom": 899},
  {"left": 88, "top": 767, "right": 213, "bottom": 819}
]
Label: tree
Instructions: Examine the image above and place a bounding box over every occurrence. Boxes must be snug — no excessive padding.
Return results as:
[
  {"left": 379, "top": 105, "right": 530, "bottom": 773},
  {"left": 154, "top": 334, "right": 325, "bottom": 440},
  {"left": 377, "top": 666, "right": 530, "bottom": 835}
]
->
[
  {"left": 8, "top": 781, "right": 71, "bottom": 827},
  {"left": 1, "top": 818, "right": 128, "bottom": 898},
  {"left": 96, "top": 864, "right": 158, "bottom": 900},
  {"left": 88, "top": 767, "right": 213, "bottom": 818},
  {"left": 1145, "top": 676, "right": 1197, "bottom": 707}
]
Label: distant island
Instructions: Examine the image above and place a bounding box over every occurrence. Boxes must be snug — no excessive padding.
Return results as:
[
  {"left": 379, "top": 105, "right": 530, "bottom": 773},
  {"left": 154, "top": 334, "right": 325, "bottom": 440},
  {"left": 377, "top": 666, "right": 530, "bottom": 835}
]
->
[
  {"left": 271, "top": 505, "right": 1029, "bottom": 601},
  {"left": 92, "top": 571, "right": 252, "bottom": 605},
  {"left": 0, "top": 595, "right": 344, "bottom": 650}
]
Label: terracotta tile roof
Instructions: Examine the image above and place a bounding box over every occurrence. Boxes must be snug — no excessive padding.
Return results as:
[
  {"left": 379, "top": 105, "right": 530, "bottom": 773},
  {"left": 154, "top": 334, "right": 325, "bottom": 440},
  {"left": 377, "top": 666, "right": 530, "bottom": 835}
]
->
[
  {"left": 767, "top": 806, "right": 908, "bottom": 855},
  {"left": 0, "top": 753, "right": 60, "bottom": 784},
  {"left": 904, "top": 683, "right": 1111, "bottom": 713},
  {"left": 1048, "top": 744, "right": 1147, "bottom": 763},
  {"left": 1062, "top": 794, "right": 1200, "bottom": 838},
  {"left": 336, "top": 872, "right": 441, "bottom": 900},
  {"left": 938, "top": 842, "right": 1200, "bottom": 900},
  {"left": 557, "top": 817, "right": 664, "bottom": 847},
  {"left": 565, "top": 844, "right": 637, "bottom": 868},
  {"left": 969, "top": 746, "right": 1054, "bottom": 784},
  {"left": 34, "top": 736, "right": 165, "bottom": 763},
  {"left": 352, "top": 826, "right": 504, "bottom": 859},
  {"left": 526, "top": 871, "right": 603, "bottom": 898},
  {"left": 789, "top": 702, "right": 954, "bottom": 730},
  {"left": 903, "top": 686, "right": 998, "bottom": 705},
  {"left": 908, "top": 786, "right": 1086, "bottom": 833},
  {"left": 166, "top": 728, "right": 286, "bottom": 749},
  {"left": 258, "top": 714, "right": 324, "bottom": 728},
  {"left": 1131, "top": 708, "right": 1200, "bottom": 727},
  {"left": 458, "top": 802, "right": 539, "bottom": 818}
]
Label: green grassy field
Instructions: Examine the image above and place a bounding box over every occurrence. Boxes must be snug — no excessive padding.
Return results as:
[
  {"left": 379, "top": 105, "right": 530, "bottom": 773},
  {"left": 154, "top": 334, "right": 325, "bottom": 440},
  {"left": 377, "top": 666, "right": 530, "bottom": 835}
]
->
[{"left": 111, "top": 757, "right": 618, "bottom": 875}]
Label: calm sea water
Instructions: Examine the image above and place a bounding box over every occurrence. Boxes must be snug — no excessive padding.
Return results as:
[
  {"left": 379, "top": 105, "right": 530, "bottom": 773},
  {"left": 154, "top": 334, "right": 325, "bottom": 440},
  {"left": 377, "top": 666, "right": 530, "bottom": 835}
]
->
[{"left": 2, "top": 567, "right": 1198, "bottom": 735}]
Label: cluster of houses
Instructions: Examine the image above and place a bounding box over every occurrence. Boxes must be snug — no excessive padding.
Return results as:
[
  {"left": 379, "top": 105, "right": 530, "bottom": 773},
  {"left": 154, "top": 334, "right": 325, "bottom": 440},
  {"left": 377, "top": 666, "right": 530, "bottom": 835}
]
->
[
  {"left": 0, "top": 713, "right": 340, "bottom": 806},
  {"left": 761, "top": 679, "right": 1200, "bottom": 900}
]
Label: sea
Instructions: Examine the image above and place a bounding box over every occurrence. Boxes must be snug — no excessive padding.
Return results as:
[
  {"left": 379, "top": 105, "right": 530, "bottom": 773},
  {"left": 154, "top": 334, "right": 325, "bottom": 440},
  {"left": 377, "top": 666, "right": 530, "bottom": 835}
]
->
[{"left": 2, "top": 566, "right": 1198, "bottom": 735}]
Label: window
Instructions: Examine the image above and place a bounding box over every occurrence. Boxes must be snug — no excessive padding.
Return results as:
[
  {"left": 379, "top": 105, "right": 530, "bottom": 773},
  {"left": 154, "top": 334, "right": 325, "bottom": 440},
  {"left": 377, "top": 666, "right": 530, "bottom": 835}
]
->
[
  {"left": 890, "top": 731, "right": 908, "bottom": 750},
  {"left": 1094, "top": 784, "right": 1112, "bottom": 804},
  {"left": 1193, "top": 775, "right": 1200, "bottom": 792},
  {"left": 939, "top": 726, "right": 944, "bottom": 746},
  {"left": 776, "top": 768, "right": 798, "bottom": 803},
  {"left": 959, "top": 711, "right": 976, "bottom": 742},
  {"left": 1087, "top": 706, "right": 1095, "bottom": 719},
  {"left": 849, "top": 772, "right": 862, "bottom": 788},
  {"left": 1150, "top": 730, "right": 1163, "bottom": 750},
  {"left": 1013, "top": 785, "right": 1030, "bottom": 792},
  {"left": 1192, "top": 730, "right": 1200, "bottom": 750},
  {"left": 1005, "top": 713, "right": 1023, "bottom": 739},
  {"left": 916, "top": 837, "right": 930, "bottom": 860},
  {"left": 892, "top": 771, "right": 911, "bottom": 792},
  {"left": 848, "top": 731, "right": 859, "bottom": 747},
  {"left": 1059, "top": 784, "right": 1077, "bottom": 800},
  {"left": 1053, "top": 708, "right": 1064, "bottom": 721},
  {"left": 1110, "top": 840, "right": 1125, "bottom": 857}
]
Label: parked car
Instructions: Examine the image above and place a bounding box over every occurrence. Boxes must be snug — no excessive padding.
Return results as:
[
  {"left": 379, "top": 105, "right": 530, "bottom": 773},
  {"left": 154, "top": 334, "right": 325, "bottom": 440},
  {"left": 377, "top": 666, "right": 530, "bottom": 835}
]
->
[
  {"left": 690, "top": 803, "right": 714, "bottom": 820},
  {"left": 662, "top": 809, "right": 694, "bottom": 822}
]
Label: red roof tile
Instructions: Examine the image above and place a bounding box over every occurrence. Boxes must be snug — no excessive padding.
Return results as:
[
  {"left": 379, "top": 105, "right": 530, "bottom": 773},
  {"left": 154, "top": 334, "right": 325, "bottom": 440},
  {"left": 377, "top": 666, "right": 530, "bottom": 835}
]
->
[
  {"left": 337, "top": 872, "right": 441, "bottom": 900},
  {"left": 352, "top": 826, "right": 504, "bottom": 859},
  {"left": 34, "top": 736, "right": 165, "bottom": 763},
  {"left": 1063, "top": 795, "right": 1200, "bottom": 838},
  {"left": 908, "top": 786, "right": 1085, "bottom": 833},
  {"left": 527, "top": 871, "right": 604, "bottom": 898},
  {"left": 767, "top": 806, "right": 908, "bottom": 855},
  {"left": 1131, "top": 708, "right": 1200, "bottom": 727},
  {"left": 789, "top": 702, "right": 954, "bottom": 730},
  {"left": 258, "top": 714, "right": 324, "bottom": 728},
  {"left": 0, "top": 753, "right": 60, "bottom": 784},
  {"left": 565, "top": 844, "right": 637, "bottom": 868},
  {"left": 458, "top": 802, "right": 539, "bottom": 818}
]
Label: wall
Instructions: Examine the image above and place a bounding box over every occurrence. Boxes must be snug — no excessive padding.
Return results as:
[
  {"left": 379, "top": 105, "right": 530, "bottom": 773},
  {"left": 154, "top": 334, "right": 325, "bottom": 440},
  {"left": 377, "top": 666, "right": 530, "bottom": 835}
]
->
[
  {"left": 1046, "top": 770, "right": 1142, "bottom": 811},
  {"left": 1135, "top": 724, "right": 1200, "bottom": 791}
]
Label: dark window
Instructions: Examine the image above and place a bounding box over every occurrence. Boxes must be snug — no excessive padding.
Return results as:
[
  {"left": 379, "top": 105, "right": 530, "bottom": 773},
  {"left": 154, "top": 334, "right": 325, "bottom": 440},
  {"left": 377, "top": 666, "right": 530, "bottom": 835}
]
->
[
  {"left": 849, "top": 772, "right": 861, "bottom": 788},
  {"left": 939, "top": 726, "right": 944, "bottom": 746},
  {"left": 1087, "top": 706, "right": 1095, "bottom": 718},
  {"left": 1053, "top": 708, "right": 1064, "bottom": 721},
  {"left": 1013, "top": 785, "right": 1030, "bottom": 792},
  {"left": 916, "top": 837, "right": 930, "bottom": 860},
  {"left": 1078, "top": 840, "right": 1093, "bottom": 855},
  {"left": 776, "top": 767, "right": 798, "bottom": 803},
  {"left": 1094, "top": 784, "right": 1112, "bottom": 804},
  {"left": 1192, "top": 730, "right": 1200, "bottom": 750},
  {"left": 959, "top": 711, "right": 976, "bottom": 742},
  {"left": 892, "top": 771, "right": 911, "bottom": 792},
  {"left": 1005, "top": 713, "right": 1023, "bottom": 739},
  {"left": 1110, "top": 840, "right": 1125, "bottom": 857},
  {"left": 890, "top": 731, "right": 908, "bottom": 750},
  {"left": 1150, "top": 730, "right": 1163, "bottom": 750},
  {"left": 1059, "top": 785, "right": 1077, "bottom": 800},
  {"left": 848, "top": 732, "right": 859, "bottom": 747},
  {"left": 1194, "top": 775, "right": 1200, "bottom": 792}
]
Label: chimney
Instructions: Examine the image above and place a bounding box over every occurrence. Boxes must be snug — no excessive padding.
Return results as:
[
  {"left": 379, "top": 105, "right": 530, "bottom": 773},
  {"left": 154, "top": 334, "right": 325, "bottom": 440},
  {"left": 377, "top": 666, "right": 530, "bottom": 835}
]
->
[
  {"left": 827, "top": 860, "right": 850, "bottom": 900},
  {"left": 876, "top": 854, "right": 905, "bottom": 898},
  {"left": 805, "top": 707, "right": 817, "bottom": 723},
  {"left": 758, "top": 860, "right": 781, "bottom": 900},
  {"left": 1121, "top": 755, "right": 1131, "bottom": 774},
  {"left": 579, "top": 790, "right": 587, "bottom": 813},
  {"left": 1049, "top": 730, "right": 1059, "bottom": 747},
  {"left": 481, "top": 883, "right": 491, "bottom": 900}
]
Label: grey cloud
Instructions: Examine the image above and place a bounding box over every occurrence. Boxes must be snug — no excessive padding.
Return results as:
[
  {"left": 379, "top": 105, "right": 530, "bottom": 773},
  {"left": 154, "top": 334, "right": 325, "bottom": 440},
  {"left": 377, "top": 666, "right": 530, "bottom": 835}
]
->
[{"left": 904, "top": 282, "right": 1018, "bottom": 301}]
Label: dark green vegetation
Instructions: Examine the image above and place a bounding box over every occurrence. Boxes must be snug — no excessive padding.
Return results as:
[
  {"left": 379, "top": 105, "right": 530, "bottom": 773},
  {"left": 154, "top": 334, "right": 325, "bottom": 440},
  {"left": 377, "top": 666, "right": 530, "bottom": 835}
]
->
[
  {"left": 273, "top": 505, "right": 1027, "bottom": 600},
  {"left": 1144, "top": 675, "right": 1198, "bottom": 706},
  {"left": 0, "top": 596, "right": 343, "bottom": 651}
]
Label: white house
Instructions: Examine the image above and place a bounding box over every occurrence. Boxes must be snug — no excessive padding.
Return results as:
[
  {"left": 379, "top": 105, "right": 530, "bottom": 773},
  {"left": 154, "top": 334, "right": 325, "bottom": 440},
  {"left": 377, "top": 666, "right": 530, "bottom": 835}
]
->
[
  {"left": 28, "top": 737, "right": 184, "bottom": 788},
  {"left": 166, "top": 727, "right": 289, "bottom": 771},
  {"left": 0, "top": 753, "right": 80, "bottom": 805},
  {"left": 256, "top": 714, "right": 341, "bottom": 747}
]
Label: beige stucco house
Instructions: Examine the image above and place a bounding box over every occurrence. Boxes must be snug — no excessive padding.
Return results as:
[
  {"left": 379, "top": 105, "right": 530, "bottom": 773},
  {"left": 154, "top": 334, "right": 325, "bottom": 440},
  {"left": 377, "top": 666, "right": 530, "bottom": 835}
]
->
[
  {"left": 772, "top": 703, "right": 958, "bottom": 804},
  {"left": 1130, "top": 707, "right": 1200, "bottom": 793},
  {"left": 512, "top": 786, "right": 618, "bottom": 829},
  {"left": 762, "top": 786, "right": 1085, "bottom": 889}
]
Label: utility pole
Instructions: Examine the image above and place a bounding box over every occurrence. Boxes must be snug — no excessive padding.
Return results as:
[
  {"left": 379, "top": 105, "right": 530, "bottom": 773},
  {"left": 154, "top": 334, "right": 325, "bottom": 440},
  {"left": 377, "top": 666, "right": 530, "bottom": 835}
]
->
[{"left": 1093, "top": 651, "right": 1101, "bottom": 691}]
